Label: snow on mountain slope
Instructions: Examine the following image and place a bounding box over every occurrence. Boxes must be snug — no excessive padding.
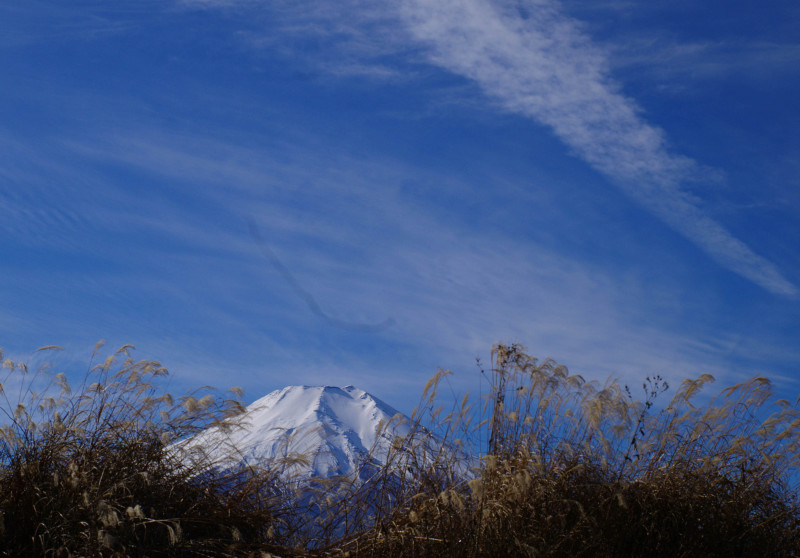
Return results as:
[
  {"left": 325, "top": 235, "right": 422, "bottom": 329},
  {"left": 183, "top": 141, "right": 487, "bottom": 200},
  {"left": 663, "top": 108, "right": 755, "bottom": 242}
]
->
[{"left": 182, "top": 385, "right": 412, "bottom": 483}]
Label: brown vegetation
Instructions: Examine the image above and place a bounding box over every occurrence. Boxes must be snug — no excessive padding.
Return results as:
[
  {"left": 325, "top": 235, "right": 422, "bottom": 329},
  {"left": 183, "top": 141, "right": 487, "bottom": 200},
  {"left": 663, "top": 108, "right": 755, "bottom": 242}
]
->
[
  {"left": 0, "top": 343, "right": 284, "bottom": 557},
  {"left": 2, "top": 342, "right": 799, "bottom": 557}
]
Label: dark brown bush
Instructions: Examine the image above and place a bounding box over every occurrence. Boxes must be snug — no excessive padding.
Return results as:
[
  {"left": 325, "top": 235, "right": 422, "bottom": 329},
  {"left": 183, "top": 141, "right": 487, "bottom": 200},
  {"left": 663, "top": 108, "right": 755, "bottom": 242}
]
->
[
  {"left": 0, "top": 343, "right": 288, "bottom": 557},
  {"left": 2, "top": 342, "right": 799, "bottom": 557},
  {"left": 338, "top": 344, "right": 800, "bottom": 558}
]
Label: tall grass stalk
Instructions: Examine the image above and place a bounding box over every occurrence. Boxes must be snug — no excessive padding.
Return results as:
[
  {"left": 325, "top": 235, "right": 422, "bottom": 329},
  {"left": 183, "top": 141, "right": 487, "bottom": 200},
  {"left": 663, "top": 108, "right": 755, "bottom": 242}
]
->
[
  {"left": 341, "top": 343, "right": 800, "bottom": 557},
  {"left": 0, "top": 343, "right": 287, "bottom": 557},
  {"left": 2, "top": 342, "right": 798, "bottom": 557}
]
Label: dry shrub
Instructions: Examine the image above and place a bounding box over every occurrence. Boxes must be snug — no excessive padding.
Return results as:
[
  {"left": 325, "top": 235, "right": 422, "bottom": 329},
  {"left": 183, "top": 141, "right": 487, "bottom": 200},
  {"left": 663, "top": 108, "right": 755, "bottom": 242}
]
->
[
  {"left": 0, "top": 343, "right": 288, "bottom": 557},
  {"left": 342, "top": 343, "right": 800, "bottom": 558},
  {"left": 2, "top": 342, "right": 799, "bottom": 557}
]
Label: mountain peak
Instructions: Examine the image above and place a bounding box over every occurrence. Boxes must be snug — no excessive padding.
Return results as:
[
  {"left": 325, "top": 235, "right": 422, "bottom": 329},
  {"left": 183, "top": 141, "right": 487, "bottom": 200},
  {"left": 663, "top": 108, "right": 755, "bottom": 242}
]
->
[{"left": 184, "top": 385, "right": 411, "bottom": 482}]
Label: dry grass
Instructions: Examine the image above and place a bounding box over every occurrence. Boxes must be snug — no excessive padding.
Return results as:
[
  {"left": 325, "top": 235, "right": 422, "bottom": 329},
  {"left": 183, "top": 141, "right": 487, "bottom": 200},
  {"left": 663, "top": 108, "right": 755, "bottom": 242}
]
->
[
  {"left": 339, "top": 344, "right": 800, "bottom": 557},
  {"left": 2, "top": 342, "right": 799, "bottom": 557},
  {"left": 0, "top": 343, "right": 287, "bottom": 557}
]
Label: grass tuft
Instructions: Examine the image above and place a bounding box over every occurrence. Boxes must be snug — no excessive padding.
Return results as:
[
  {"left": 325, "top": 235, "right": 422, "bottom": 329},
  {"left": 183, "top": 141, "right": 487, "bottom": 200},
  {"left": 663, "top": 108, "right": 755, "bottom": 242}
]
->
[{"left": 1, "top": 342, "right": 798, "bottom": 557}]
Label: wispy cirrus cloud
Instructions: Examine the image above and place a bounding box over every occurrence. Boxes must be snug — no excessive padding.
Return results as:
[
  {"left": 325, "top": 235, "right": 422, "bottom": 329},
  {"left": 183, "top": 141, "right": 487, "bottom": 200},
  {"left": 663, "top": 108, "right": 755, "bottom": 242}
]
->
[
  {"left": 64, "top": 126, "right": 759, "bottom": 384},
  {"left": 3, "top": 115, "right": 791, "bottom": 401},
  {"left": 0, "top": 1, "right": 164, "bottom": 48},
  {"left": 395, "top": 0, "right": 795, "bottom": 296},
  {"left": 181, "top": 0, "right": 796, "bottom": 297},
  {"left": 609, "top": 38, "right": 800, "bottom": 91}
]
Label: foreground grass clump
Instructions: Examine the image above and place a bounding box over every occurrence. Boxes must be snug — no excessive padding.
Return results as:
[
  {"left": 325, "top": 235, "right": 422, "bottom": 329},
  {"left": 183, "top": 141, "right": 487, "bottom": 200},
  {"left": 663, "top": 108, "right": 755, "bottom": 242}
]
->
[
  {"left": 0, "top": 343, "right": 288, "bottom": 557},
  {"left": 2, "top": 342, "right": 799, "bottom": 557},
  {"left": 339, "top": 344, "right": 800, "bottom": 558}
]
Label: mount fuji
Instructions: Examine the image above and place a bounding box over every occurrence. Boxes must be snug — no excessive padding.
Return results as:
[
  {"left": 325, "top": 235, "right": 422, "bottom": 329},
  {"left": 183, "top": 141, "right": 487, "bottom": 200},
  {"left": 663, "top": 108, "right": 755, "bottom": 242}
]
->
[{"left": 182, "top": 385, "right": 414, "bottom": 483}]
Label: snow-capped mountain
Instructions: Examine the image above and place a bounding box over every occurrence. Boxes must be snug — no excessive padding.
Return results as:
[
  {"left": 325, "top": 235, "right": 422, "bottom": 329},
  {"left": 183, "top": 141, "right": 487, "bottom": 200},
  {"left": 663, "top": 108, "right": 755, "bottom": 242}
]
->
[{"left": 181, "top": 385, "right": 413, "bottom": 483}]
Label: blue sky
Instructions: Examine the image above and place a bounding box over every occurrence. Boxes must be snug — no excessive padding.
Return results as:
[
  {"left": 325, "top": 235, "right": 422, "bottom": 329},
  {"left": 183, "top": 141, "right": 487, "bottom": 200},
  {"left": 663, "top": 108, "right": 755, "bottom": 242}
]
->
[{"left": 1, "top": 0, "right": 799, "bottom": 413}]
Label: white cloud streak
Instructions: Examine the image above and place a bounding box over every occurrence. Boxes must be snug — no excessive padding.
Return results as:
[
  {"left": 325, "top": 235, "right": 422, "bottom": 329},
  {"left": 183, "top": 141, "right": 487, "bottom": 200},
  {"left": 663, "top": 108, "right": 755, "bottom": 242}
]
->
[
  {"left": 394, "top": 0, "right": 795, "bottom": 296},
  {"left": 610, "top": 39, "right": 800, "bottom": 85},
  {"left": 11, "top": 120, "right": 787, "bottom": 401},
  {"left": 182, "top": 0, "right": 795, "bottom": 296}
]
